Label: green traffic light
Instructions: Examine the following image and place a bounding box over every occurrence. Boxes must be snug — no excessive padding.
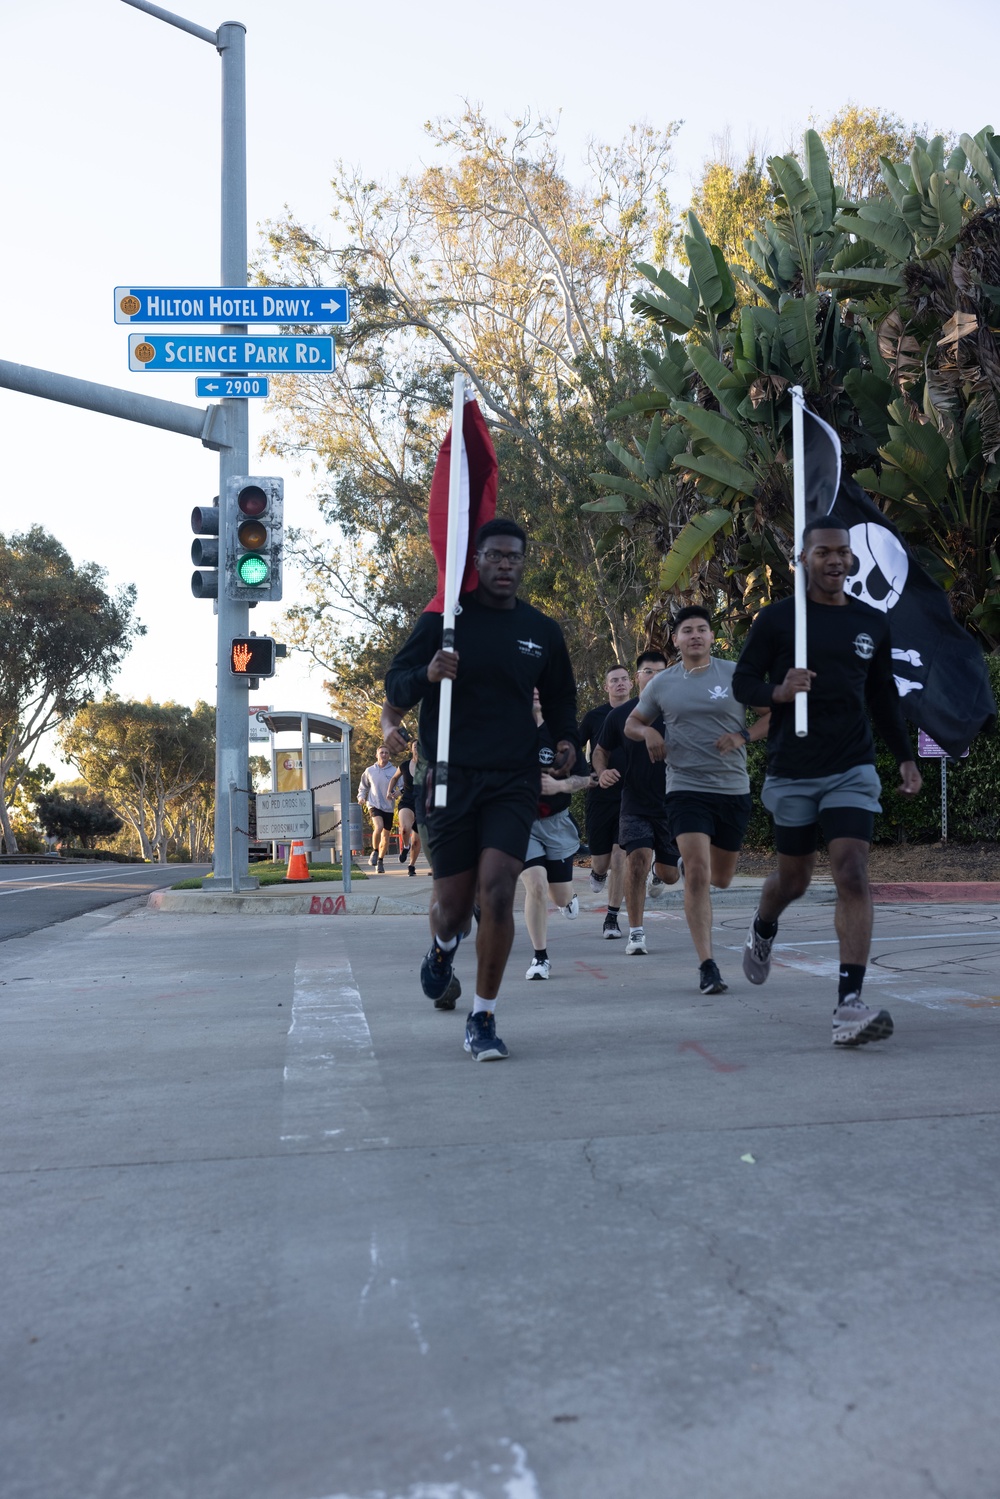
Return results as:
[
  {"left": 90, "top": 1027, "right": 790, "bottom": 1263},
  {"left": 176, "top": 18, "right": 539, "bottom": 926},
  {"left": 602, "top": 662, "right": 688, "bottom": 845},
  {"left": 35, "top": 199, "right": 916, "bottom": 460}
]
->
[{"left": 237, "top": 553, "right": 270, "bottom": 586}]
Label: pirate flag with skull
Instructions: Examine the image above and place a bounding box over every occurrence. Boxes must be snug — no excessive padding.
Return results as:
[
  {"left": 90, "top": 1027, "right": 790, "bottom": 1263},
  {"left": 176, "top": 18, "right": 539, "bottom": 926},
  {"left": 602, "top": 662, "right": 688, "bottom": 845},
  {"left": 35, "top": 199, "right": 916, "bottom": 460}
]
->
[{"left": 800, "top": 406, "right": 995, "bottom": 757}]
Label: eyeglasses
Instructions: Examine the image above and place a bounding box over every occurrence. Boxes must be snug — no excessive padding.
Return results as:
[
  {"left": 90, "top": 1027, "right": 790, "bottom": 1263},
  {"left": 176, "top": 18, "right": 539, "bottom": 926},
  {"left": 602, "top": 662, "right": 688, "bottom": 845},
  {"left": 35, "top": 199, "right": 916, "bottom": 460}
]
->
[{"left": 478, "top": 549, "right": 525, "bottom": 564}]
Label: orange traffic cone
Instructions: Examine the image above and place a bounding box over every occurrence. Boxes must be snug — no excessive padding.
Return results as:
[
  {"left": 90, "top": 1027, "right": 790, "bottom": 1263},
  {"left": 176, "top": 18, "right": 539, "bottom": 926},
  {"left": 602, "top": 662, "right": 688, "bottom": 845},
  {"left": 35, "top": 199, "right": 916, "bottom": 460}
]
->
[{"left": 283, "top": 840, "right": 311, "bottom": 882}]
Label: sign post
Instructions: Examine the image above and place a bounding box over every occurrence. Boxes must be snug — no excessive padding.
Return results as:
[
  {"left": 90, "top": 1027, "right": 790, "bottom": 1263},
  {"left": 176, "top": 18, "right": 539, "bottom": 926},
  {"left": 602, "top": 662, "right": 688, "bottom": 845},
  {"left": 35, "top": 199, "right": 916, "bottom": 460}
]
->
[{"left": 917, "top": 730, "right": 969, "bottom": 843}]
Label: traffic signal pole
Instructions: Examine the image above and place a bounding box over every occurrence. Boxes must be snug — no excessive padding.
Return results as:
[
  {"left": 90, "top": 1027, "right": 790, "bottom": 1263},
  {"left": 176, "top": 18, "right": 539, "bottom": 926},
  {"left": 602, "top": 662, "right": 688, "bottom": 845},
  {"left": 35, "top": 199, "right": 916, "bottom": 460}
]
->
[
  {"left": 215, "top": 19, "right": 254, "bottom": 890},
  {"left": 123, "top": 5, "right": 255, "bottom": 890}
]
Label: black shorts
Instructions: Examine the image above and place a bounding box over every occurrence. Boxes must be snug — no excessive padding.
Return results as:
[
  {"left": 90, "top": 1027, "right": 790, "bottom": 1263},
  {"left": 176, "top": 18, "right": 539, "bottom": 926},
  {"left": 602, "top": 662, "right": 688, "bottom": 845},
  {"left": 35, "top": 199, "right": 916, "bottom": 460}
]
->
[
  {"left": 775, "top": 806, "right": 875, "bottom": 855},
  {"left": 586, "top": 788, "right": 622, "bottom": 857},
  {"left": 397, "top": 794, "right": 416, "bottom": 815},
  {"left": 523, "top": 853, "right": 574, "bottom": 883},
  {"left": 369, "top": 806, "right": 394, "bottom": 830},
  {"left": 663, "top": 791, "right": 752, "bottom": 853},
  {"left": 415, "top": 765, "right": 538, "bottom": 880},
  {"left": 618, "top": 809, "right": 679, "bottom": 867}
]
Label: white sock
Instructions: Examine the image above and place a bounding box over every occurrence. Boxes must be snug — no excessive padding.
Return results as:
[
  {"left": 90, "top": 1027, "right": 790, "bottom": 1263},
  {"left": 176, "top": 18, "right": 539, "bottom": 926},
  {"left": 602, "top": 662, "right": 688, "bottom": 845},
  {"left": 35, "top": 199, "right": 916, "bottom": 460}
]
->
[
  {"left": 630, "top": 927, "right": 644, "bottom": 939},
  {"left": 435, "top": 933, "right": 458, "bottom": 952},
  {"left": 472, "top": 995, "right": 495, "bottom": 1015}
]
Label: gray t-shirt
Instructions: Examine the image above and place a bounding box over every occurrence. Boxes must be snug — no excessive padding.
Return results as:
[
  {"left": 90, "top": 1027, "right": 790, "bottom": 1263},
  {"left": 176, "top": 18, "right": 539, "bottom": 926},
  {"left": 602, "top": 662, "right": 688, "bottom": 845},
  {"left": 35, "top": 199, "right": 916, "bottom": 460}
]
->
[{"left": 636, "top": 658, "right": 751, "bottom": 794}]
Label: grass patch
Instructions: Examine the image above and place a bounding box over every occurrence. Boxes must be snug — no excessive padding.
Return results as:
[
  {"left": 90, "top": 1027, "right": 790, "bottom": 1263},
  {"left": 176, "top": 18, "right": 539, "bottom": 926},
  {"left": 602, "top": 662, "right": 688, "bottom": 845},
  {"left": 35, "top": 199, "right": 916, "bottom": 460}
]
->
[{"left": 172, "top": 861, "right": 366, "bottom": 891}]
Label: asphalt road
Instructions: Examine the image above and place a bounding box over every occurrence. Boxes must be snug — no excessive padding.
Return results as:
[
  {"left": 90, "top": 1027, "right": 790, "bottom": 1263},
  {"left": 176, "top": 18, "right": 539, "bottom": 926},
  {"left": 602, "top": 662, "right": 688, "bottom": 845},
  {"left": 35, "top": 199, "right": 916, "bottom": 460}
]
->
[
  {"left": 0, "top": 862, "right": 210, "bottom": 943},
  {"left": 2, "top": 882, "right": 999, "bottom": 1499}
]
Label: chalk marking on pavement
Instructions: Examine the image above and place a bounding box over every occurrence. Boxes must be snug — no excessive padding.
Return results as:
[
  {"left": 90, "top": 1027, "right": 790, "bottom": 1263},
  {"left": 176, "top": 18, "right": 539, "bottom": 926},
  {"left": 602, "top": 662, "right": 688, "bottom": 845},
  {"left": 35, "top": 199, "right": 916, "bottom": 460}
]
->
[
  {"left": 677, "top": 1040, "right": 745, "bottom": 1073},
  {"left": 281, "top": 947, "right": 390, "bottom": 1148},
  {"left": 724, "top": 933, "right": 1000, "bottom": 948},
  {"left": 308, "top": 1439, "right": 542, "bottom": 1498}
]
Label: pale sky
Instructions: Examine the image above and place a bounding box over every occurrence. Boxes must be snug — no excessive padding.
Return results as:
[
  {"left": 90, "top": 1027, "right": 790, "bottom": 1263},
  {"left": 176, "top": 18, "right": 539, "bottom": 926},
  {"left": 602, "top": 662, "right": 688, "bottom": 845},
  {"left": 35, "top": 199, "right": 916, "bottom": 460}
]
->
[{"left": 2, "top": 0, "right": 996, "bottom": 779}]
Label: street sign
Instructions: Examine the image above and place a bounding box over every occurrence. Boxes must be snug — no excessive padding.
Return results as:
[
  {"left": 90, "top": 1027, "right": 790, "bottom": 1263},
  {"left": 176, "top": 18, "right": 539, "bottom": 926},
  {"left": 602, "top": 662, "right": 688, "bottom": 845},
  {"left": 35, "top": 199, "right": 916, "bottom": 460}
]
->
[
  {"left": 256, "top": 790, "right": 314, "bottom": 841},
  {"left": 196, "top": 376, "right": 270, "bottom": 399},
  {"left": 249, "top": 705, "right": 271, "bottom": 743},
  {"left": 129, "top": 334, "right": 334, "bottom": 372},
  {"left": 917, "top": 731, "right": 969, "bottom": 759},
  {"left": 115, "top": 285, "right": 350, "bottom": 324}
]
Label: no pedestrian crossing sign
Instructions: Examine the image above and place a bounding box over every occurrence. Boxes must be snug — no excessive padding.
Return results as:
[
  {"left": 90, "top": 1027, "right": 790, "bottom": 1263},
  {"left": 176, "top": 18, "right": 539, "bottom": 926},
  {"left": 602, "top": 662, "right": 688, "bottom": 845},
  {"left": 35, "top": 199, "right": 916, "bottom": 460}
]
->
[
  {"left": 129, "top": 334, "right": 334, "bottom": 372},
  {"left": 256, "top": 790, "right": 314, "bottom": 841},
  {"left": 115, "top": 286, "right": 350, "bottom": 324}
]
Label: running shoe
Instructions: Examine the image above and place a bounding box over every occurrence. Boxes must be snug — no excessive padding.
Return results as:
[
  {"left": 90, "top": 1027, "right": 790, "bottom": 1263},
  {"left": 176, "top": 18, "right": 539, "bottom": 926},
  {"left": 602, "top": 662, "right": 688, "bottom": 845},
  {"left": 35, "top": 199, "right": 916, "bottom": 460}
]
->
[
  {"left": 832, "top": 997, "right": 894, "bottom": 1047},
  {"left": 602, "top": 913, "right": 623, "bottom": 940},
  {"left": 525, "top": 957, "right": 550, "bottom": 981},
  {"left": 420, "top": 936, "right": 459, "bottom": 1001},
  {"left": 588, "top": 870, "right": 607, "bottom": 894},
  {"left": 647, "top": 875, "right": 666, "bottom": 899},
  {"left": 699, "top": 958, "right": 728, "bottom": 994},
  {"left": 368, "top": 850, "right": 378, "bottom": 867},
  {"left": 625, "top": 929, "right": 648, "bottom": 955},
  {"left": 434, "top": 974, "right": 461, "bottom": 1011},
  {"left": 742, "top": 912, "right": 774, "bottom": 985},
  {"left": 561, "top": 894, "right": 579, "bottom": 920},
  {"left": 464, "top": 1010, "right": 509, "bottom": 1061},
  {"left": 408, "top": 865, "right": 416, "bottom": 877},
  {"left": 376, "top": 859, "right": 385, "bottom": 874},
  {"left": 398, "top": 845, "right": 409, "bottom": 864}
]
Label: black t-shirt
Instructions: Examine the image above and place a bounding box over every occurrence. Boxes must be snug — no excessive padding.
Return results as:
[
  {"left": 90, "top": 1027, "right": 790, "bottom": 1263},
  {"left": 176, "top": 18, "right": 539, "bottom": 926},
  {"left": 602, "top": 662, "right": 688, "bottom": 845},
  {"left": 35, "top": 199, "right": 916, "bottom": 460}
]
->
[
  {"left": 597, "top": 697, "right": 667, "bottom": 818},
  {"left": 396, "top": 760, "right": 415, "bottom": 797},
  {"left": 732, "top": 596, "right": 914, "bottom": 779},
  {"left": 385, "top": 592, "right": 578, "bottom": 773},
  {"left": 580, "top": 702, "right": 626, "bottom": 783},
  {"left": 535, "top": 724, "right": 586, "bottom": 817}
]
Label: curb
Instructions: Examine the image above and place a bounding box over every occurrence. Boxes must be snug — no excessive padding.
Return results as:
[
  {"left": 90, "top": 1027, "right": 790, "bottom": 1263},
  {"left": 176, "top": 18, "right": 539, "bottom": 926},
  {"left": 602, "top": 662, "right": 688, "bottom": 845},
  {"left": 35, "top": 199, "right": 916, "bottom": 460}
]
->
[
  {"left": 870, "top": 881, "right": 1000, "bottom": 904},
  {"left": 148, "top": 880, "right": 839, "bottom": 917}
]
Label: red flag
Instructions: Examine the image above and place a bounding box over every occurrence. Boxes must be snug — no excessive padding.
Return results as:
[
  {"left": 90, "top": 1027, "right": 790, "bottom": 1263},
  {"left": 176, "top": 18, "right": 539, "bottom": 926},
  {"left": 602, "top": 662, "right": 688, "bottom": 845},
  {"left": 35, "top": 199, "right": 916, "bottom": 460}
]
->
[{"left": 424, "top": 398, "right": 498, "bottom": 612}]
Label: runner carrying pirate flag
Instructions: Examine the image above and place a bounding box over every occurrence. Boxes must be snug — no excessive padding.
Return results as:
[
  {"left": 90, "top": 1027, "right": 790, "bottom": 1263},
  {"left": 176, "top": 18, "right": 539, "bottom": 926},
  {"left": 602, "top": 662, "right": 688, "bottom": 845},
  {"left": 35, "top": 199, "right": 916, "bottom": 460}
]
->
[{"left": 798, "top": 402, "right": 995, "bottom": 756}]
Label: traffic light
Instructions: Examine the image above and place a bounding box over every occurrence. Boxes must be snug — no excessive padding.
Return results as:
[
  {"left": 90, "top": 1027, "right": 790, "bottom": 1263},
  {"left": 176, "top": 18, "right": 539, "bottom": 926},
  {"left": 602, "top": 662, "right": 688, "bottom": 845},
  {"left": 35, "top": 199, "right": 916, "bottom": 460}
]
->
[
  {"left": 191, "top": 498, "right": 220, "bottom": 599},
  {"left": 225, "top": 475, "right": 283, "bottom": 602},
  {"left": 229, "top": 635, "right": 277, "bottom": 678}
]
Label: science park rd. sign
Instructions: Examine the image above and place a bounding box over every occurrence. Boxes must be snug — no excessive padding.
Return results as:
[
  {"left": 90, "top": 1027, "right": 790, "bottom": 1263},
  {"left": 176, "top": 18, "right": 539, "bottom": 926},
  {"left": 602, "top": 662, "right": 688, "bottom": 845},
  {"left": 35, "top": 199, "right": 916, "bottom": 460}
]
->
[
  {"left": 129, "top": 333, "right": 334, "bottom": 372},
  {"left": 115, "top": 286, "right": 350, "bottom": 324}
]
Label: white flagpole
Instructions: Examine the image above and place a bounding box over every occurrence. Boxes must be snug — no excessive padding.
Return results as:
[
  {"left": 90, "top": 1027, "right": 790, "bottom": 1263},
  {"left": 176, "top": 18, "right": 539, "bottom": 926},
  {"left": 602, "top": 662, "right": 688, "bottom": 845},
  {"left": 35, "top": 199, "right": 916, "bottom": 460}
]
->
[
  {"left": 791, "top": 385, "right": 808, "bottom": 737},
  {"left": 434, "top": 373, "right": 467, "bottom": 807}
]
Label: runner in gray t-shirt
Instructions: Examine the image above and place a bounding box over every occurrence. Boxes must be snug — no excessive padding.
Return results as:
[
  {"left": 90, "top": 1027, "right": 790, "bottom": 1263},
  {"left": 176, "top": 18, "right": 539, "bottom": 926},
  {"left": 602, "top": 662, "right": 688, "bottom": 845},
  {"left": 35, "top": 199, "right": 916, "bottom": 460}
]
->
[{"left": 626, "top": 606, "right": 770, "bottom": 993}]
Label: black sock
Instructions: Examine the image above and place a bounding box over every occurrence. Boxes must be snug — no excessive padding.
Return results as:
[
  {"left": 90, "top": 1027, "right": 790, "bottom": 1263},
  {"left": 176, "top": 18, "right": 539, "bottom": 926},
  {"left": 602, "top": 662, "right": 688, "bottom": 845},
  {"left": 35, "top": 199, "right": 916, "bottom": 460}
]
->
[
  {"left": 534, "top": 948, "right": 548, "bottom": 961},
  {"left": 754, "top": 914, "right": 778, "bottom": 939},
  {"left": 838, "top": 964, "right": 866, "bottom": 1003},
  {"left": 607, "top": 905, "right": 620, "bottom": 916}
]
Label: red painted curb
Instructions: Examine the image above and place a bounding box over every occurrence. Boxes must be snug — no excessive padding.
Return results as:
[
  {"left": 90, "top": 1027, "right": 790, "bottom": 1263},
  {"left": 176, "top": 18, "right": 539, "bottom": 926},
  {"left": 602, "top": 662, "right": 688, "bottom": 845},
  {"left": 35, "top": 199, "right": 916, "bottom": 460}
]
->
[{"left": 870, "top": 882, "right": 1000, "bottom": 903}]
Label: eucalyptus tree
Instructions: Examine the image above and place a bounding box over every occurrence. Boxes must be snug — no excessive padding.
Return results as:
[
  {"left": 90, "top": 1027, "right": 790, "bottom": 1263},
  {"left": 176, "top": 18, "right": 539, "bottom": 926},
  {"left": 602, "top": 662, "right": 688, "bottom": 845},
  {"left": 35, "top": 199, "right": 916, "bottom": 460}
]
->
[{"left": 0, "top": 527, "right": 142, "bottom": 853}]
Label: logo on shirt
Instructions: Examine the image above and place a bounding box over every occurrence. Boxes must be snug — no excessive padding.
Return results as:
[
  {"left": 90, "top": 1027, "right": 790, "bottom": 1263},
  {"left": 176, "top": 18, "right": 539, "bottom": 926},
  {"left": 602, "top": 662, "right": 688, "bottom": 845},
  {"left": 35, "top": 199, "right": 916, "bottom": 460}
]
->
[
  {"left": 517, "top": 637, "right": 543, "bottom": 657},
  {"left": 538, "top": 745, "right": 555, "bottom": 766},
  {"left": 708, "top": 685, "right": 729, "bottom": 701},
  {"left": 854, "top": 632, "right": 875, "bottom": 660}
]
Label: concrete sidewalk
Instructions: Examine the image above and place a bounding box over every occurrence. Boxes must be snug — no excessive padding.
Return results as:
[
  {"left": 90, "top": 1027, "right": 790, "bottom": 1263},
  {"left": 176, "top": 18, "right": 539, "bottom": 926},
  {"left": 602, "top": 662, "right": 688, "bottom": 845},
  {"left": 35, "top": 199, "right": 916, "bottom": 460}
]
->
[
  {"left": 2, "top": 888, "right": 999, "bottom": 1499},
  {"left": 152, "top": 857, "right": 839, "bottom": 917}
]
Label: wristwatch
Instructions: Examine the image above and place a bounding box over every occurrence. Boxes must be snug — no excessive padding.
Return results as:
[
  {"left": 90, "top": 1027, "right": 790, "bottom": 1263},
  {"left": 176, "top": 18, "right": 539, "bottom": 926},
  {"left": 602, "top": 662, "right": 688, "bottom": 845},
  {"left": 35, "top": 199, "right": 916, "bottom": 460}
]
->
[{"left": 739, "top": 726, "right": 751, "bottom": 743}]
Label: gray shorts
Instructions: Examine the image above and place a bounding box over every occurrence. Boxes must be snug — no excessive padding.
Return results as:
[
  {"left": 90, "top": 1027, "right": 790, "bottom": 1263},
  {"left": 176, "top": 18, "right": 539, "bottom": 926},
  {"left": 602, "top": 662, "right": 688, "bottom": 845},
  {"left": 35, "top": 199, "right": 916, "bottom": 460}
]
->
[
  {"left": 524, "top": 809, "right": 580, "bottom": 864},
  {"left": 761, "top": 763, "right": 882, "bottom": 826}
]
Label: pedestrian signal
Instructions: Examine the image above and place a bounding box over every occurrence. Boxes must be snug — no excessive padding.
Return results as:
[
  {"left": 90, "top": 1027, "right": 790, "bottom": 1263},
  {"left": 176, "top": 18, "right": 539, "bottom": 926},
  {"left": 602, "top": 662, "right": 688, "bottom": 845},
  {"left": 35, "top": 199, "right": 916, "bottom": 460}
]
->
[{"left": 229, "top": 636, "right": 276, "bottom": 677}]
